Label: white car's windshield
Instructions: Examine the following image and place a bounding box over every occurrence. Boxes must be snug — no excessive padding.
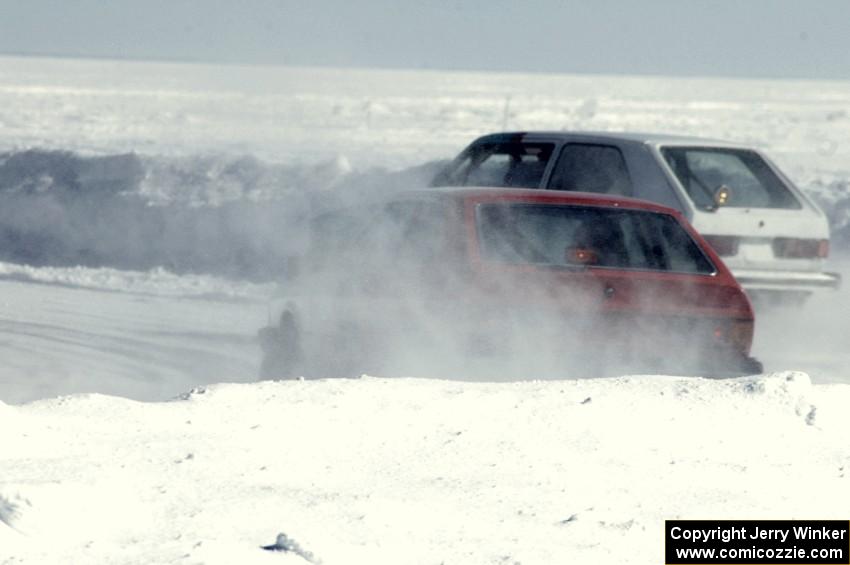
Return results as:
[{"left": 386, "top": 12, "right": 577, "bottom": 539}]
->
[
  {"left": 661, "top": 147, "right": 801, "bottom": 210},
  {"left": 441, "top": 142, "right": 554, "bottom": 188}
]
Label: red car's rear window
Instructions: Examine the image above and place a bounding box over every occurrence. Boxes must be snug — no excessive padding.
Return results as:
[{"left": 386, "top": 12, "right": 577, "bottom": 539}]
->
[{"left": 475, "top": 203, "right": 716, "bottom": 274}]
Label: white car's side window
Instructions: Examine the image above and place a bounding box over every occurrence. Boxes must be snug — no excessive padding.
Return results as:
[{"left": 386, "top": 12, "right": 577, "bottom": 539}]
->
[{"left": 548, "top": 144, "right": 633, "bottom": 196}]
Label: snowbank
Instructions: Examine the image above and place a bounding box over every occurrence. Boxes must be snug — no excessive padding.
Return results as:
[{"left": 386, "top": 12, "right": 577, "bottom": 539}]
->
[
  {"left": 0, "top": 149, "right": 442, "bottom": 280},
  {"left": 0, "top": 261, "right": 274, "bottom": 300},
  {"left": 2, "top": 372, "right": 848, "bottom": 564}
]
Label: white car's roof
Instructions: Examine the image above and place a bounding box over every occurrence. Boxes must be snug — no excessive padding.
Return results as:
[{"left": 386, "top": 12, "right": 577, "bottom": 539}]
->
[{"left": 482, "top": 130, "right": 750, "bottom": 149}]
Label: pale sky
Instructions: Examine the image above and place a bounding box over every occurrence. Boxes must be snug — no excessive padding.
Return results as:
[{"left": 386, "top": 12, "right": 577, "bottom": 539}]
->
[{"left": 1, "top": 0, "right": 849, "bottom": 79}]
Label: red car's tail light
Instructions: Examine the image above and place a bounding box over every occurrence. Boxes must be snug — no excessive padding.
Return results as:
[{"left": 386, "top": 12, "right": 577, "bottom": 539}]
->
[
  {"left": 565, "top": 246, "right": 599, "bottom": 265},
  {"left": 773, "top": 238, "right": 829, "bottom": 259},
  {"left": 712, "top": 319, "right": 754, "bottom": 352},
  {"left": 702, "top": 235, "right": 739, "bottom": 257}
]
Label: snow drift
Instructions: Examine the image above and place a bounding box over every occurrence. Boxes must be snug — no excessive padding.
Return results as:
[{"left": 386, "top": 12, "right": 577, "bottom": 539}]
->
[{"left": 1, "top": 372, "right": 848, "bottom": 564}]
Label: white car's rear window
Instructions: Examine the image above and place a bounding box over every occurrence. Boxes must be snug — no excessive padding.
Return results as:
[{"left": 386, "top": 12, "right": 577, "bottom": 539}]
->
[{"left": 661, "top": 147, "right": 801, "bottom": 209}]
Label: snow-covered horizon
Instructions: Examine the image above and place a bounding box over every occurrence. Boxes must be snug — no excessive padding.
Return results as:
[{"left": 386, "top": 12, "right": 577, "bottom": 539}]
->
[
  {"left": 1, "top": 54, "right": 850, "bottom": 279},
  {"left": 2, "top": 55, "right": 850, "bottom": 564}
]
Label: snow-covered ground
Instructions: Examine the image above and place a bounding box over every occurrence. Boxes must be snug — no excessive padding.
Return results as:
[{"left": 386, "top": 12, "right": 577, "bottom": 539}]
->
[
  {"left": 3, "top": 373, "right": 849, "bottom": 565},
  {"left": 1, "top": 55, "right": 850, "bottom": 563},
  {"left": 0, "top": 267, "right": 272, "bottom": 404}
]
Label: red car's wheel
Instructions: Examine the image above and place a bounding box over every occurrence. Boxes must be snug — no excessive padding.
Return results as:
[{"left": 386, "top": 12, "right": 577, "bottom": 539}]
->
[{"left": 259, "top": 310, "right": 303, "bottom": 379}]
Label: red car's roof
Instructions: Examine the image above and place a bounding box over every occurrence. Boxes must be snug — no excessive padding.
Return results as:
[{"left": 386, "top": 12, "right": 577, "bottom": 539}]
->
[{"left": 420, "top": 186, "right": 682, "bottom": 216}]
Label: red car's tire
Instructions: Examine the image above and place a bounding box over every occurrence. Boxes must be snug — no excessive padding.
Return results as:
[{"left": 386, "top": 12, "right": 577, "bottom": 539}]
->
[{"left": 259, "top": 311, "right": 303, "bottom": 379}]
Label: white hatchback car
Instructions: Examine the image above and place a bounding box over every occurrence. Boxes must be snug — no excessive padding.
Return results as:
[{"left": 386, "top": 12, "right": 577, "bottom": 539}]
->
[{"left": 433, "top": 131, "right": 840, "bottom": 303}]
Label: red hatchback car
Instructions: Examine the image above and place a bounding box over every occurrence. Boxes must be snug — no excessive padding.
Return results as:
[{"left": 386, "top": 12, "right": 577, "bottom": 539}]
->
[{"left": 259, "top": 187, "right": 761, "bottom": 378}]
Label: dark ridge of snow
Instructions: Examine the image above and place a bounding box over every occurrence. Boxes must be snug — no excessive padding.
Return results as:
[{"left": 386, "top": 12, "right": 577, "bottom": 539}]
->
[
  {"left": 0, "top": 149, "right": 444, "bottom": 280},
  {"left": 0, "top": 148, "right": 844, "bottom": 280}
]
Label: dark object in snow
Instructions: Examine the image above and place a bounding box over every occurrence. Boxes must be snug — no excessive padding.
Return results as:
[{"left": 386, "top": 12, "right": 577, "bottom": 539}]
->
[
  {"left": 261, "top": 532, "right": 319, "bottom": 563},
  {"left": 581, "top": 397, "right": 592, "bottom": 404}
]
